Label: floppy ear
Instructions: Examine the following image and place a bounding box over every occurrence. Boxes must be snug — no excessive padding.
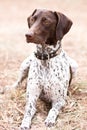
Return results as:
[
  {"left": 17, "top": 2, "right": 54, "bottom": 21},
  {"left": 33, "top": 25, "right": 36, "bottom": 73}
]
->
[
  {"left": 54, "top": 12, "right": 73, "bottom": 41},
  {"left": 27, "top": 9, "right": 37, "bottom": 28}
]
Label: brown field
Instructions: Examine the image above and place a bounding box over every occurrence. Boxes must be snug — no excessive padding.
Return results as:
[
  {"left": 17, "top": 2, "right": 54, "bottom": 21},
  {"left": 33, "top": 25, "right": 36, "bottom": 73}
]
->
[{"left": 0, "top": 0, "right": 87, "bottom": 130}]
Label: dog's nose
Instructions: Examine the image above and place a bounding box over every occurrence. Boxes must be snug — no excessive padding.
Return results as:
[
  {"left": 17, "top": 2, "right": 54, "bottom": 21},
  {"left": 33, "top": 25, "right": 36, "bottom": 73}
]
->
[{"left": 25, "top": 32, "right": 34, "bottom": 38}]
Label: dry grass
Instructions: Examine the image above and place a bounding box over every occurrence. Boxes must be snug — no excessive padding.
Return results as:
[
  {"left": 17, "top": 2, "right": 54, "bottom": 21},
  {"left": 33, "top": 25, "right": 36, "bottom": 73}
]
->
[
  {"left": 0, "top": 82, "right": 87, "bottom": 130},
  {"left": 0, "top": 0, "right": 87, "bottom": 130}
]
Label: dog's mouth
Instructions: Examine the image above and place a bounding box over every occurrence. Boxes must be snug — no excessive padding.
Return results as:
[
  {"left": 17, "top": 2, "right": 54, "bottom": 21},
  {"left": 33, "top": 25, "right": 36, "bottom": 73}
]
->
[{"left": 25, "top": 34, "right": 46, "bottom": 45}]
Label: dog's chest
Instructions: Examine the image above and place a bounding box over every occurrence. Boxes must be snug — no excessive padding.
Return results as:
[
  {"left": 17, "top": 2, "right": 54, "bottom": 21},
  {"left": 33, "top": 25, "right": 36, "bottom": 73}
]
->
[
  {"left": 28, "top": 52, "right": 70, "bottom": 101},
  {"left": 28, "top": 52, "right": 70, "bottom": 86}
]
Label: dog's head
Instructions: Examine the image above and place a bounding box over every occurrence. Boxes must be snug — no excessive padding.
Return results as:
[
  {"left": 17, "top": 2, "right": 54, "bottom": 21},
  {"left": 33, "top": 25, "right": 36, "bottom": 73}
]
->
[{"left": 26, "top": 9, "right": 72, "bottom": 45}]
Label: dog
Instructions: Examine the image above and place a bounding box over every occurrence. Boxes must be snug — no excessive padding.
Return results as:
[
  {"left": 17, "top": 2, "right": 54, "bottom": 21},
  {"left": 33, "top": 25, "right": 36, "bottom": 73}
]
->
[{"left": 5, "top": 9, "right": 78, "bottom": 130}]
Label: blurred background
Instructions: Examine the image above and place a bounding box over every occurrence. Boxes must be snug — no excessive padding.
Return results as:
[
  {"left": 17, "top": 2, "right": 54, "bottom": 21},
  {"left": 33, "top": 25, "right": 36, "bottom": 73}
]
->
[
  {"left": 0, "top": 0, "right": 87, "bottom": 130},
  {"left": 0, "top": 0, "right": 87, "bottom": 80}
]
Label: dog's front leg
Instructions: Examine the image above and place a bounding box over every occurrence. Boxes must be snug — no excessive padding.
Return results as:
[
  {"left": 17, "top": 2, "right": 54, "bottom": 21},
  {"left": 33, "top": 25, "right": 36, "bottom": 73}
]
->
[
  {"left": 45, "top": 98, "right": 65, "bottom": 127},
  {"left": 20, "top": 81, "right": 42, "bottom": 130},
  {"left": 4, "top": 57, "right": 31, "bottom": 92}
]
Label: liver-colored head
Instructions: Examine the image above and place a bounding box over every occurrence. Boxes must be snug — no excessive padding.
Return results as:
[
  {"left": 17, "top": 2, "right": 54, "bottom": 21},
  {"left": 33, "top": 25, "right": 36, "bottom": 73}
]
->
[{"left": 25, "top": 9, "right": 72, "bottom": 45}]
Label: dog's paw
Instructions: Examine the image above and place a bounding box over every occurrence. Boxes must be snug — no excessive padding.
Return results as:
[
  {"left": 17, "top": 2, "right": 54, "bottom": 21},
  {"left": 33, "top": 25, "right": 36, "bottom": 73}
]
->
[
  {"left": 20, "top": 126, "right": 29, "bottom": 130},
  {"left": 20, "top": 120, "right": 31, "bottom": 130},
  {"left": 45, "top": 118, "right": 55, "bottom": 127}
]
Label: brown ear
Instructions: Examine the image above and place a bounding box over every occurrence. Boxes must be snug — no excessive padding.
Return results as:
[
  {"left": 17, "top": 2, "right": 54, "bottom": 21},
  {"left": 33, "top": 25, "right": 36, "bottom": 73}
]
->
[
  {"left": 54, "top": 12, "right": 73, "bottom": 41},
  {"left": 27, "top": 9, "right": 37, "bottom": 28}
]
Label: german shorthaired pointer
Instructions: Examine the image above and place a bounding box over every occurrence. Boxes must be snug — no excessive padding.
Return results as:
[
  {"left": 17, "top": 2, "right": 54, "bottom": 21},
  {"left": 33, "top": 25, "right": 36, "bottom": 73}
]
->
[{"left": 6, "top": 9, "right": 78, "bottom": 130}]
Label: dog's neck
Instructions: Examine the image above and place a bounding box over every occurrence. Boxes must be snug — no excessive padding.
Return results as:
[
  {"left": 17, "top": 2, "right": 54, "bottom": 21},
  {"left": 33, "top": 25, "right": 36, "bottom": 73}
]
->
[{"left": 34, "top": 41, "right": 62, "bottom": 60}]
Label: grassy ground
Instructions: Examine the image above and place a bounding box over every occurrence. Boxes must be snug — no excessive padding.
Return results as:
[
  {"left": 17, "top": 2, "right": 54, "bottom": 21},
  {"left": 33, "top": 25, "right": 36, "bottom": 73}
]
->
[{"left": 0, "top": 0, "right": 87, "bottom": 130}]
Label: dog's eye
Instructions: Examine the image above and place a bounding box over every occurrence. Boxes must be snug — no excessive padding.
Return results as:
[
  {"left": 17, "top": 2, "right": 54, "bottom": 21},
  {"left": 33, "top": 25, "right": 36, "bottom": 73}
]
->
[
  {"left": 30, "top": 17, "right": 35, "bottom": 23},
  {"left": 42, "top": 17, "right": 50, "bottom": 25},
  {"left": 30, "top": 16, "right": 37, "bottom": 25}
]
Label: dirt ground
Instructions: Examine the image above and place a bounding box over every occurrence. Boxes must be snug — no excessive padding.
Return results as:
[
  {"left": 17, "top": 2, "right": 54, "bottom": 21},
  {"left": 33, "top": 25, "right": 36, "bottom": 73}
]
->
[{"left": 0, "top": 0, "right": 87, "bottom": 130}]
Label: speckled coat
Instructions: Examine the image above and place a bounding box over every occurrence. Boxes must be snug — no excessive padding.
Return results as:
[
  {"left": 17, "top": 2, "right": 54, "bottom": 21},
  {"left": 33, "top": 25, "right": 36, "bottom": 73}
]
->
[{"left": 14, "top": 47, "right": 78, "bottom": 130}]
